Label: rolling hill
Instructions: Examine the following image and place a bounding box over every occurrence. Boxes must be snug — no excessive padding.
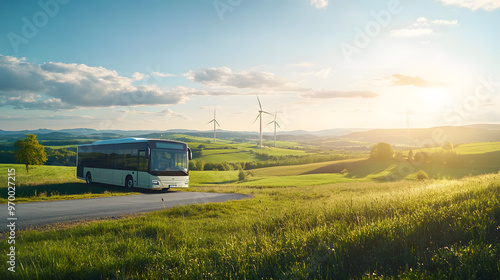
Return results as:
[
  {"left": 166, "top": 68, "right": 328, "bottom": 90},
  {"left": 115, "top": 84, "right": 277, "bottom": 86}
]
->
[{"left": 341, "top": 126, "right": 500, "bottom": 147}]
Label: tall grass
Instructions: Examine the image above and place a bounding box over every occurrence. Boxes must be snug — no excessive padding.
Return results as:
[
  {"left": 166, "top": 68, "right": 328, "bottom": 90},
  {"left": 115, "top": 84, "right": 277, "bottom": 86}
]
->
[{"left": 1, "top": 173, "right": 499, "bottom": 279}]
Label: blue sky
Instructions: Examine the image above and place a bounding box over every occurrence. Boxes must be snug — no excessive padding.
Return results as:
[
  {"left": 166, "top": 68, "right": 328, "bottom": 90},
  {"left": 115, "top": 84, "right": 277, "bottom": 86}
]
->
[{"left": 1, "top": 0, "right": 499, "bottom": 132}]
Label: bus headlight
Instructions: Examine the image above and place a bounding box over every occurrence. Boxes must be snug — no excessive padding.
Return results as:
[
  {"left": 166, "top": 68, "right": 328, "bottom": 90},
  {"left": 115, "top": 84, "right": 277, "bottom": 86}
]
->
[
  {"left": 152, "top": 180, "right": 160, "bottom": 185},
  {"left": 185, "top": 179, "right": 189, "bottom": 185}
]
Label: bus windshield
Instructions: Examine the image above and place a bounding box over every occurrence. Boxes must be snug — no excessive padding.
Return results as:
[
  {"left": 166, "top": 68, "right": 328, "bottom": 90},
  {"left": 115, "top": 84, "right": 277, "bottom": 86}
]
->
[{"left": 150, "top": 149, "right": 188, "bottom": 173}]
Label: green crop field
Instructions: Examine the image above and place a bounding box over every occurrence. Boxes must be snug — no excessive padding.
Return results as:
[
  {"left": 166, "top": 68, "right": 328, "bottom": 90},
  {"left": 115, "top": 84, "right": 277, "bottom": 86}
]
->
[
  {"left": 198, "top": 151, "right": 257, "bottom": 163},
  {"left": 410, "top": 141, "right": 500, "bottom": 155},
  {"left": 189, "top": 140, "right": 311, "bottom": 164},
  {"left": 454, "top": 142, "right": 500, "bottom": 154}
]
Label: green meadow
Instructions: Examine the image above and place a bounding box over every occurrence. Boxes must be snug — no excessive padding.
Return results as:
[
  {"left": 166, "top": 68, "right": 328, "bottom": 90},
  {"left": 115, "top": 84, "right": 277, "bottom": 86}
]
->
[
  {"left": 1, "top": 172, "right": 499, "bottom": 279},
  {"left": 0, "top": 165, "right": 138, "bottom": 203},
  {"left": 0, "top": 141, "right": 499, "bottom": 279}
]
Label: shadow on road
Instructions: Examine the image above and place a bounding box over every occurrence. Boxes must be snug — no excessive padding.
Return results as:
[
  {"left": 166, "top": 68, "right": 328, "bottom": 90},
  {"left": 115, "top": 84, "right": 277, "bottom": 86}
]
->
[{"left": 0, "top": 181, "right": 175, "bottom": 200}]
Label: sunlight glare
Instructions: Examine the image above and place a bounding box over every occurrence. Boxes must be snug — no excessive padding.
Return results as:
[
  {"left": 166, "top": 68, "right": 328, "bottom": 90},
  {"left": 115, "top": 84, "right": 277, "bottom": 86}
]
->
[{"left": 422, "top": 88, "right": 451, "bottom": 109}]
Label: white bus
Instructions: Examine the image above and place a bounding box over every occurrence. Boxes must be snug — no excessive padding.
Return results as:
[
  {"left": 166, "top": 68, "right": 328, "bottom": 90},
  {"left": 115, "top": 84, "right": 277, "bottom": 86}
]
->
[{"left": 77, "top": 138, "right": 192, "bottom": 190}]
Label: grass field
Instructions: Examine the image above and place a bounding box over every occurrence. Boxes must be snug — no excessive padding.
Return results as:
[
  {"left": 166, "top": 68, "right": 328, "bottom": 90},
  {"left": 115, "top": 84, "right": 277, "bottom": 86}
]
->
[
  {"left": 0, "top": 164, "right": 138, "bottom": 203},
  {"left": 2, "top": 142, "right": 499, "bottom": 203},
  {"left": 192, "top": 142, "right": 311, "bottom": 164},
  {"left": 0, "top": 142, "right": 499, "bottom": 278},
  {"left": 1, "top": 172, "right": 498, "bottom": 279}
]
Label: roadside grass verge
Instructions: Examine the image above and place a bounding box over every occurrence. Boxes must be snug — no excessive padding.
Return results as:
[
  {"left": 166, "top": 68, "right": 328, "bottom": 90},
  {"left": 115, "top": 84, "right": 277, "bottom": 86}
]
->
[
  {"left": 1, "top": 173, "right": 498, "bottom": 279},
  {"left": 0, "top": 164, "right": 138, "bottom": 203}
]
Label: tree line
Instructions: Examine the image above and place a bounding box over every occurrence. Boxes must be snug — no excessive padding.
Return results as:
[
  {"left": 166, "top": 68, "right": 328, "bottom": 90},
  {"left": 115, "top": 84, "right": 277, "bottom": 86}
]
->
[{"left": 370, "top": 142, "right": 464, "bottom": 167}]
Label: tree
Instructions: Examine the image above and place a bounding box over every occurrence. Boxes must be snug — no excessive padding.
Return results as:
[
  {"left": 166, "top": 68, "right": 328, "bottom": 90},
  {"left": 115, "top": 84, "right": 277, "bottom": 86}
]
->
[
  {"left": 370, "top": 142, "right": 394, "bottom": 159},
  {"left": 14, "top": 134, "right": 47, "bottom": 172},
  {"left": 414, "top": 151, "right": 431, "bottom": 164},
  {"left": 195, "top": 160, "right": 205, "bottom": 171},
  {"left": 238, "top": 168, "right": 247, "bottom": 181},
  {"left": 407, "top": 149, "right": 414, "bottom": 161},
  {"left": 442, "top": 141, "right": 453, "bottom": 151}
]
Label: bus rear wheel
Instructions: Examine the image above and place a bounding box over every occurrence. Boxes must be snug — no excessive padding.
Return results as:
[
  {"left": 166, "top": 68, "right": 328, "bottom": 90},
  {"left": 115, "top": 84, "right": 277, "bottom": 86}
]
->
[
  {"left": 85, "top": 172, "right": 92, "bottom": 184},
  {"left": 125, "top": 176, "right": 134, "bottom": 189}
]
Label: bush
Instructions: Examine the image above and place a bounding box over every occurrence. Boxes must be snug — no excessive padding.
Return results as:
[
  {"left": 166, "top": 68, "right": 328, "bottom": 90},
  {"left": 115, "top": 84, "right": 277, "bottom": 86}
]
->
[
  {"left": 442, "top": 141, "right": 453, "bottom": 150},
  {"left": 238, "top": 169, "right": 247, "bottom": 181},
  {"left": 417, "top": 170, "right": 429, "bottom": 181},
  {"left": 341, "top": 169, "right": 349, "bottom": 176},
  {"left": 430, "top": 151, "right": 463, "bottom": 167},
  {"left": 370, "top": 142, "right": 394, "bottom": 159},
  {"left": 407, "top": 149, "right": 414, "bottom": 161},
  {"left": 195, "top": 160, "right": 205, "bottom": 171},
  {"left": 395, "top": 151, "right": 404, "bottom": 160},
  {"left": 414, "top": 151, "right": 431, "bottom": 164}
]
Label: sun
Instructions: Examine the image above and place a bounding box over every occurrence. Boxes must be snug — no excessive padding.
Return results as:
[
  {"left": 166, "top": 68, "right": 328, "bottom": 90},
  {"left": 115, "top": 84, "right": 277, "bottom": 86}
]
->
[{"left": 421, "top": 88, "right": 451, "bottom": 109}]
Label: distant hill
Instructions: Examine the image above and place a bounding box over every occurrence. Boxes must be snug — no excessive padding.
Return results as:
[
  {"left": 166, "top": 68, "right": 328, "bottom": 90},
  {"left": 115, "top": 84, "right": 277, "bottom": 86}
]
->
[
  {"left": 1, "top": 125, "right": 499, "bottom": 147},
  {"left": 462, "top": 124, "right": 500, "bottom": 130},
  {"left": 342, "top": 126, "right": 500, "bottom": 147}
]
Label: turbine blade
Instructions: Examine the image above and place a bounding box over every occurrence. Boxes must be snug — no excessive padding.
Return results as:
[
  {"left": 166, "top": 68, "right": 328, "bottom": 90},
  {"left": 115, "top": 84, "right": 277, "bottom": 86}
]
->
[
  {"left": 262, "top": 111, "right": 272, "bottom": 115},
  {"left": 207, "top": 120, "right": 214, "bottom": 124},
  {"left": 215, "top": 120, "right": 221, "bottom": 128},
  {"left": 276, "top": 122, "right": 281, "bottom": 129},
  {"left": 267, "top": 121, "right": 274, "bottom": 125},
  {"left": 253, "top": 114, "right": 260, "bottom": 124},
  {"left": 257, "top": 95, "right": 262, "bottom": 110}
]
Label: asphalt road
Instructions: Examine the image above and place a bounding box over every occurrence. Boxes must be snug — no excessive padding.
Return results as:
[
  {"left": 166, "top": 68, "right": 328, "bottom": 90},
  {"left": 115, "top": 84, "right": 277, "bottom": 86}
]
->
[{"left": 1, "top": 191, "right": 249, "bottom": 231}]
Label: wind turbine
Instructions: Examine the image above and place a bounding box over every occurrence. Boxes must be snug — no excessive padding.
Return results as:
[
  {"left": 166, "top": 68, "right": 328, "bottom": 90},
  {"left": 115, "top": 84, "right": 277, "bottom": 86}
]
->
[
  {"left": 207, "top": 108, "right": 221, "bottom": 142},
  {"left": 253, "top": 96, "right": 271, "bottom": 149},
  {"left": 268, "top": 111, "right": 281, "bottom": 148}
]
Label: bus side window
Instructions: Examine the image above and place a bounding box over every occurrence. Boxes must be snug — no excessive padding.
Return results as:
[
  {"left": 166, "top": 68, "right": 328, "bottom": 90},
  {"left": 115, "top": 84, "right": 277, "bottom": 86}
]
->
[{"left": 138, "top": 150, "right": 147, "bottom": 172}]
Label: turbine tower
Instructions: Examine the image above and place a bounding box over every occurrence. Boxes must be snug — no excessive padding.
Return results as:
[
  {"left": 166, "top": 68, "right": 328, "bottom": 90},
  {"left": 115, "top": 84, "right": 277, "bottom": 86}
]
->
[
  {"left": 253, "top": 96, "right": 271, "bottom": 149},
  {"left": 268, "top": 111, "right": 281, "bottom": 148},
  {"left": 207, "top": 108, "right": 221, "bottom": 142}
]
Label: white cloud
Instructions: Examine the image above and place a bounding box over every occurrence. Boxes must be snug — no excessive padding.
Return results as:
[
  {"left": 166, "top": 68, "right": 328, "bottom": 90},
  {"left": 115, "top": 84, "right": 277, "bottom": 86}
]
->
[
  {"left": 185, "top": 66, "right": 379, "bottom": 100},
  {"left": 152, "top": 72, "right": 175, "bottom": 78},
  {"left": 288, "top": 61, "right": 314, "bottom": 67},
  {"left": 131, "top": 72, "right": 146, "bottom": 81},
  {"left": 439, "top": 0, "right": 500, "bottom": 11},
  {"left": 301, "top": 89, "right": 379, "bottom": 99},
  {"left": 0, "top": 55, "right": 187, "bottom": 110},
  {"left": 184, "top": 66, "right": 297, "bottom": 90},
  {"left": 390, "top": 74, "right": 446, "bottom": 87},
  {"left": 314, "top": 67, "right": 332, "bottom": 79},
  {"left": 416, "top": 17, "right": 429, "bottom": 24},
  {"left": 431, "top": 19, "right": 459, "bottom": 26},
  {"left": 158, "top": 109, "right": 188, "bottom": 119},
  {"left": 310, "top": 0, "right": 328, "bottom": 9},
  {"left": 297, "top": 67, "right": 333, "bottom": 79},
  {"left": 391, "top": 28, "right": 434, "bottom": 37},
  {"left": 391, "top": 17, "right": 458, "bottom": 38}
]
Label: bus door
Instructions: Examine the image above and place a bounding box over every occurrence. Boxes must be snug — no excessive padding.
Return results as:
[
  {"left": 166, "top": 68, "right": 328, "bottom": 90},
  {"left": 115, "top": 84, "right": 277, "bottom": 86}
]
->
[{"left": 137, "top": 150, "right": 149, "bottom": 188}]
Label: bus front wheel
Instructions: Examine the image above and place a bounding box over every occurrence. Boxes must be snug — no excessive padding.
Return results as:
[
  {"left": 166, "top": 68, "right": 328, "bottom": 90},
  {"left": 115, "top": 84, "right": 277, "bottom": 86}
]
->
[
  {"left": 85, "top": 172, "right": 92, "bottom": 184},
  {"left": 125, "top": 176, "right": 134, "bottom": 189}
]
